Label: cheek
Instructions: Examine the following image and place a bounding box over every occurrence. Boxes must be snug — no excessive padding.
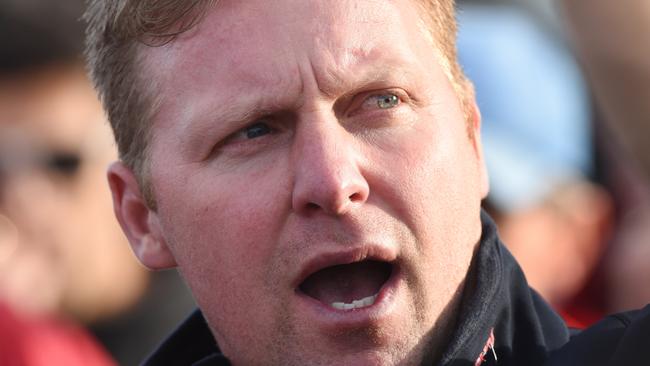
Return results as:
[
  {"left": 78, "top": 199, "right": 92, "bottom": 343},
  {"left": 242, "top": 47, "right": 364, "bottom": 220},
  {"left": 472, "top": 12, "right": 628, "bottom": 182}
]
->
[
  {"left": 155, "top": 158, "right": 292, "bottom": 295},
  {"left": 376, "top": 110, "right": 483, "bottom": 253},
  {"left": 153, "top": 158, "right": 296, "bottom": 355}
]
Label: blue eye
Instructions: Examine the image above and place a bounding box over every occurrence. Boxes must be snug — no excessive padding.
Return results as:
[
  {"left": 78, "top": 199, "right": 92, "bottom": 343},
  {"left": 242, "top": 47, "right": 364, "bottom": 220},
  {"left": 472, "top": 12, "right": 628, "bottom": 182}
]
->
[
  {"left": 361, "top": 93, "right": 401, "bottom": 112},
  {"left": 375, "top": 94, "right": 400, "bottom": 109},
  {"left": 245, "top": 122, "right": 272, "bottom": 139}
]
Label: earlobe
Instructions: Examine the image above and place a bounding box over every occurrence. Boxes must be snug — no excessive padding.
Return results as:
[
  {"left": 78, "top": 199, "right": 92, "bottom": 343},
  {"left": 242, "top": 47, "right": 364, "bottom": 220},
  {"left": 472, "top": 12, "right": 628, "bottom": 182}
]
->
[{"left": 107, "top": 161, "right": 177, "bottom": 270}]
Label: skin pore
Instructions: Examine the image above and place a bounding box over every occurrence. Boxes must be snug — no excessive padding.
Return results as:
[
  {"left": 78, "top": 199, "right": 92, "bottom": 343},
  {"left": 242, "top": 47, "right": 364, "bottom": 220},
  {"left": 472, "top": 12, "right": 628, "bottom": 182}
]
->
[{"left": 109, "top": 0, "right": 488, "bottom": 365}]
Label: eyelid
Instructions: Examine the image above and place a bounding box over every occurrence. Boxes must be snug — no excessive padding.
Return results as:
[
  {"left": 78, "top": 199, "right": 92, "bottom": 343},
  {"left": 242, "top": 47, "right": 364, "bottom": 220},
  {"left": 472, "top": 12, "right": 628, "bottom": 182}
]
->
[
  {"left": 223, "top": 119, "right": 273, "bottom": 142},
  {"left": 345, "top": 88, "right": 411, "bottom": 117},
  {"left": 206, "top": 116, "right": 284, "bottom": 160}
]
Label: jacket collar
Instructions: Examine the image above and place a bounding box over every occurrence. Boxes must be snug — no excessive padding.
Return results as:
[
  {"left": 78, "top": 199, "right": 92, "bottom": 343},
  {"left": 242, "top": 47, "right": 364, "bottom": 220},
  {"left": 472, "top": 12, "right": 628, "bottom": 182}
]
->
[{"left": 440, "top": 211, "right": 569, "bottom": 365}]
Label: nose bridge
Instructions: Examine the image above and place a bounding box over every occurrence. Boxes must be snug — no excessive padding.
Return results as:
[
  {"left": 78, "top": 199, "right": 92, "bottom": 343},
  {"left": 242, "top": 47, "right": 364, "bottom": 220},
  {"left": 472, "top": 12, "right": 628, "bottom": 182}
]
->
[{"left": 291, "top": 110, "right": 369, "bottom": 216}]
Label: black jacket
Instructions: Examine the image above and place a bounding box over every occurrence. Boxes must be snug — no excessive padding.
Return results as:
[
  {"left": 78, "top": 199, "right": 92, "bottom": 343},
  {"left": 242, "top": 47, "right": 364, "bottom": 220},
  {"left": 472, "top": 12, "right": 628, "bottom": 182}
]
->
[{"left": 142, "top": 213, "right": 649, "bottom": 365}]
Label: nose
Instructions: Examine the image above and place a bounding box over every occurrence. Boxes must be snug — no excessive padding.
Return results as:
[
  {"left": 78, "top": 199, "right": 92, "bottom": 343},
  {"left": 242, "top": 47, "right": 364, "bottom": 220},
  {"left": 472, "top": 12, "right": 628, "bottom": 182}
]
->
[{"left": 291, "top": 112, "right": 369, "bottom": 216}]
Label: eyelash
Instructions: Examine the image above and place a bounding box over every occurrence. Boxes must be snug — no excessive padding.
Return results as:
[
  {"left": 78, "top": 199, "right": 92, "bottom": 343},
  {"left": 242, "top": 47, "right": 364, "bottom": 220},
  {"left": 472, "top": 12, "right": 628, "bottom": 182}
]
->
[
  {"left": 222, "top": 120, "right": 277, "bottom": 148},
  {"left": 242, "top": 122, "right": 273, "bottom": 139},
  {"left": 363, "top": 93, "right": 401, "bottom": 110},
  {"left": 350, "top": 89, "right": 409, "bottom": 117}
]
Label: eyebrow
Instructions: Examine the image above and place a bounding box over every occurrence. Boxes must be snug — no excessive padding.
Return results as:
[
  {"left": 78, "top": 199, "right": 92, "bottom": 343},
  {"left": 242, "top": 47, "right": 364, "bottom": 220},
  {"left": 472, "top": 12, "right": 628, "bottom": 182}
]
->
[
  {"left": 175, "top": 89, "right": 291, "bottom": 159},
  {"left": 316, "top": 56, "right": 421, "bottom": 100}
]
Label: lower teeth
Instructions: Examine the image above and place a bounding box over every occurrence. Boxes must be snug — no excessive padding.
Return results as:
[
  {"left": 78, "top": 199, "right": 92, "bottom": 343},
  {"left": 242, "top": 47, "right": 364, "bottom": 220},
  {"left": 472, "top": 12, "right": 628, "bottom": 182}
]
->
[{"left": 331, "top": 294, "right": 377, "bottom": 310}]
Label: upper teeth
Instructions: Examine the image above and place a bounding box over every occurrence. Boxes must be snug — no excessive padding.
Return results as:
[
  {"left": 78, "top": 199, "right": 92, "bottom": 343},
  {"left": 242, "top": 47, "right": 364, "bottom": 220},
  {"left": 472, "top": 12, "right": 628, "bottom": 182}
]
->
[{"left": 331, "top": 294, "right": 377, "bottom": 310}]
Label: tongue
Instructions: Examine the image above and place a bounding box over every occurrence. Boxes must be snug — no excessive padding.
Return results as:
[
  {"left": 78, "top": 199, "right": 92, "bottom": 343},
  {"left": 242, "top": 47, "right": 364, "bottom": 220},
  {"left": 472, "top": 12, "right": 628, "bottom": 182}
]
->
[{"left": 299, "top": 261, "right": 391, "bottom": 304}]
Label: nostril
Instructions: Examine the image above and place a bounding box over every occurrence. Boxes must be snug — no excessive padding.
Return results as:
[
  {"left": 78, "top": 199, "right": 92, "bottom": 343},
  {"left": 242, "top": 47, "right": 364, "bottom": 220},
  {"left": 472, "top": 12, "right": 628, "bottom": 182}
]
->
[
  {"left": 291, "top": 163, "right": 369, "bottom": 215},
  {"left": 305, "top": 202, "right": 320, "bottom": 211},
  {"left": 305, "top": 191, "right": 363, "bottom": 215},
  {"left": 349, "top": 192, "right": 365, "bottom": 203}
]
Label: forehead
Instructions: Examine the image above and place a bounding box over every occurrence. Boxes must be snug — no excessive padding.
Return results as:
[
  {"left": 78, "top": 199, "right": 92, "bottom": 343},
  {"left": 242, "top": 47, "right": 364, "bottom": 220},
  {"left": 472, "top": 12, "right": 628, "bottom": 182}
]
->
[
  {"left": 167, "top": 0, "right": 430, "bottom": 56},
  {"left": 142, "top": 0, "right": 439, "bottom": 102}
]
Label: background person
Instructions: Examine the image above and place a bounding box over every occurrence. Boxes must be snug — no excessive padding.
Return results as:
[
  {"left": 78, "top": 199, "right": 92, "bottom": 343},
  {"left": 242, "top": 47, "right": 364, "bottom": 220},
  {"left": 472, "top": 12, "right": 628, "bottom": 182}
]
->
[{"left": 0, "top": 1, "right": 195, "bottom": 364}]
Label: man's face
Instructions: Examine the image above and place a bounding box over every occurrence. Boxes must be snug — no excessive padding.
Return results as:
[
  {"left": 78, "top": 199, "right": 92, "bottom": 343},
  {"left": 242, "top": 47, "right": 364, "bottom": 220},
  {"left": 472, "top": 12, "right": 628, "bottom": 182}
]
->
[{"left": 132, "top": 0, "right": 487, "bottom": 364}]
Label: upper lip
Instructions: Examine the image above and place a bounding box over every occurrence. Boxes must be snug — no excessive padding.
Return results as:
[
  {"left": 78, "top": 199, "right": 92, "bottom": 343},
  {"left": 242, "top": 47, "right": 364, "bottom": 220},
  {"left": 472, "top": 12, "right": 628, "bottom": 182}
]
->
[{"left": 292, "top": 244, "right": 399, "bottom": 290}]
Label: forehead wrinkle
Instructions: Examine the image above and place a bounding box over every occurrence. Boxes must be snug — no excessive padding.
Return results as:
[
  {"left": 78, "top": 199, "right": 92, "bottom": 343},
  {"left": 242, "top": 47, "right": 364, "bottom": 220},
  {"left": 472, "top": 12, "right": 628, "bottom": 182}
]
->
[
  {"left": 294, "top": 1, "right": 432, "bottom": 100},
  {"left": 310, "top": 46, "right": 373, "bottom": 99},
  {"left": 305, "top": 43, "right": 423, "bottom": 102}
]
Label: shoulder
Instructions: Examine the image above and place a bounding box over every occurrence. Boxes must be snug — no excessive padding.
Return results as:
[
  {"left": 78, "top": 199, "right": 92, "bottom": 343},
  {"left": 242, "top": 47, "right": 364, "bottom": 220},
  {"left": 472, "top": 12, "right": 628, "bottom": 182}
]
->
[{"left": 546, "top": 304, "right": 650, "bottom": 366}]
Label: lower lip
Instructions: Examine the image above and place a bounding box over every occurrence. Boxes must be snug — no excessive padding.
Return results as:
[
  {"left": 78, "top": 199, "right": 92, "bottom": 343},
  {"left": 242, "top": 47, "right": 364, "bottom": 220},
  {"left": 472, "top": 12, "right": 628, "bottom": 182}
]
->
[{"left": 294, "top": 266, "right": 403, "bottom": 330}]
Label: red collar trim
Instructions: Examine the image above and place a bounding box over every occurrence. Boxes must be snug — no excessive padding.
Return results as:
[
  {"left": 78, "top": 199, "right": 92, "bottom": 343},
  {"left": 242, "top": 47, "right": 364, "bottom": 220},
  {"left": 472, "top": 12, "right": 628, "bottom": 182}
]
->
[{"left": 474, "top": 328, "right": 497, "bottom": 366}]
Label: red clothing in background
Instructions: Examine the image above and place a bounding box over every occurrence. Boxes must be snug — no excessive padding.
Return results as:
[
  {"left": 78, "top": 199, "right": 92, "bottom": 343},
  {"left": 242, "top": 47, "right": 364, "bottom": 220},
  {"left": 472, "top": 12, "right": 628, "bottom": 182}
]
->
[{"left": 0, "top": 302, "right": 116, "bottom": 366}]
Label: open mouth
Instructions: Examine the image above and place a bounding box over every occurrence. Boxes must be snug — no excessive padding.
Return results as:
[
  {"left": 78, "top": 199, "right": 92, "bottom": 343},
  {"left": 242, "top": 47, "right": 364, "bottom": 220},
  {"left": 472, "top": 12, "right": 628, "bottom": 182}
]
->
[{"left": 298, "top": 260, "right": 394, "bottom": 310}]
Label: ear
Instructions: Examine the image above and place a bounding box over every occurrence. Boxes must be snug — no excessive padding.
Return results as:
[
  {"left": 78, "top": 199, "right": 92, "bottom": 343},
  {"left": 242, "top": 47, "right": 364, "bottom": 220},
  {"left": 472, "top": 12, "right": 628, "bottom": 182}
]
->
[
  {"left": 466, "top": 89, "right": 490, "bottom": 200},
  {"left": 107, "top": 161, "right": 177, "bottom": 270}
]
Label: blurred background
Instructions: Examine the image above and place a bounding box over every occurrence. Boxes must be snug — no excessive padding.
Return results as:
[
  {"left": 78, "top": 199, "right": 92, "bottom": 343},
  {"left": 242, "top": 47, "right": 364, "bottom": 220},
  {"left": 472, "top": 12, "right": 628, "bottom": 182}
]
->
[
  {"left": 0, "top": 0, "right": 648, "bottom": 364},
  {"left": 0, "top": 1, "right": 195, "bottom": 365},
  {"left": 459, "top": 0, "right": 650, "bottom": 327}
]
